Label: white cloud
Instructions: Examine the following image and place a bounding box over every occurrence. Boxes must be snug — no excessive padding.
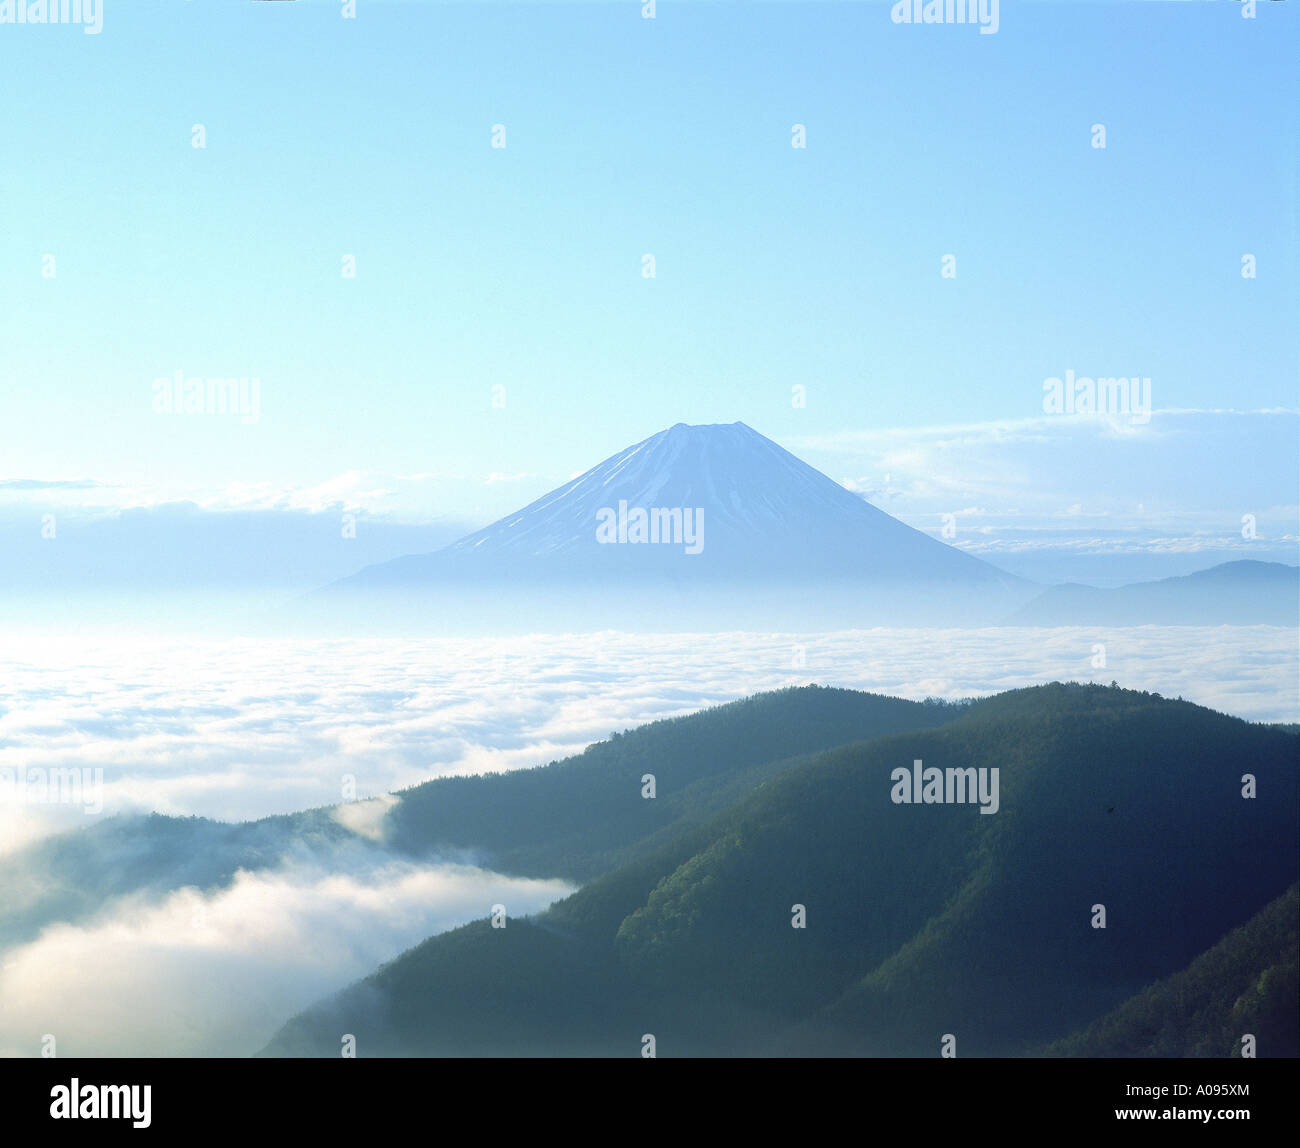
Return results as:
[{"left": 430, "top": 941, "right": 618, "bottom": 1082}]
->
[
  {"left": 791, "top": 410, "right": 1300, "bottom": 550},
  {"left": 0, "top": 466, "right": 515, "bottom": 524},
  {"left": 2, "top": 628, "right": 1295, "bottom": 858},
  {"left": 0, "top": 858, "right": 572, "bottom": 1057},
  {"left": 330, "top": 794, "right": 400, "bottom": 843}
]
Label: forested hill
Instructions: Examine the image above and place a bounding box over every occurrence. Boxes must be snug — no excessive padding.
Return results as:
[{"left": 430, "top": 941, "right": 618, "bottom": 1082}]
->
[
  {"left": 384, "top": 685, "right": 966, "bottom": 881},
  {"left": 262, "top": 683, "right": 1299, "bottom": 1057}
]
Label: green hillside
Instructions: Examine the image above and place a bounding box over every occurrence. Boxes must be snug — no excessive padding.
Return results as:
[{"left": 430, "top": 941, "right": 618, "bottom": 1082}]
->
[
  {"left": 262, "top": 683, "right": 1299, "bottom": 1057},
  {"left": 385, "top": 684, "right": 966, "bottom": 881}
]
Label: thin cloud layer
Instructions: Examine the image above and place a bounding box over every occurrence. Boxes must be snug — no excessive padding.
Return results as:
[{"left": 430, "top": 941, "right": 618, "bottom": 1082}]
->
[{"left": 793, "top": 410, "right": 1299, "bottom": 558}]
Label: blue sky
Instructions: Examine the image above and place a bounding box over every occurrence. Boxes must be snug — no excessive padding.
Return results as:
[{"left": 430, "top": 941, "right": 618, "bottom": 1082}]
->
[{"left": 0, "top": 0, "right": 1295, "bottom": 576}]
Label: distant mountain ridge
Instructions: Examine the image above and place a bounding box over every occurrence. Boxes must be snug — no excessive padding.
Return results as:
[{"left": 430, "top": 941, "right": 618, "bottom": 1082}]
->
[{"left": 1008, "top": 560, "right": 1299, "bottom": 626}]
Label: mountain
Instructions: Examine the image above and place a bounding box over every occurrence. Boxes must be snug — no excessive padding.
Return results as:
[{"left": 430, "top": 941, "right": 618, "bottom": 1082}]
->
[
  {"left": 260, "top": 683, "right": 1299, "bottom": 1057},
  {"left": 300, "top": 422, "right": 1033, "bottom": 631},
  {"left": 362, "top": 422, "right": 1007, "bottom": 581},
  {"left": 1006, "top": 560, "right": 1299, "bottom": 627}
]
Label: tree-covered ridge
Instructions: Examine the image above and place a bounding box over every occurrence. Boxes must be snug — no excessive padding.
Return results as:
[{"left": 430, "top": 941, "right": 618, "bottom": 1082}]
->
[
  {"left": 386, "top": 684, "right": 968, "bottom": 881},
  {"left": 262, "top": 683, "right": 1299, "bottom": 1057}
]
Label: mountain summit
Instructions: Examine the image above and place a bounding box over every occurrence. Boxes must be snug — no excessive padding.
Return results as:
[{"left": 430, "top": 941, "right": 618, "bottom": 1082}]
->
[
  {"left": 416, "top": 421, "right": 1011, "bottom": 581},
  {"left": 312, "top": 422, "right": 1031, "bottom": 630}
]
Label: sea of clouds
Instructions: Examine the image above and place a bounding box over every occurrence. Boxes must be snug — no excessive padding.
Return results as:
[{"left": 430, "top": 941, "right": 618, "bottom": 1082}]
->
[
  {"left": 2, "top": 627, "right": 1295, "bottom": 848},
  {"left": 0, "top": 627, "right": 1294, "bottom": 1056}
]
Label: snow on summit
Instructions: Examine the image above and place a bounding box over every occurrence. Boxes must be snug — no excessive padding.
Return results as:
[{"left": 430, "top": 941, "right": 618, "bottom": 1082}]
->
[{"left": 327, "top": 422, "right": 1027, "bottom": 599}]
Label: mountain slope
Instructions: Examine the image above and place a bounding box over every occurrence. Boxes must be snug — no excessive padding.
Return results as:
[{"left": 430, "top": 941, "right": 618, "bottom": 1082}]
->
[
  {"left": 1041, "top": 883, "right": 1299, "bottom": 1058},
  {"left": 261, "top": 683, "right": 1299, "bottom": 1057}
]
